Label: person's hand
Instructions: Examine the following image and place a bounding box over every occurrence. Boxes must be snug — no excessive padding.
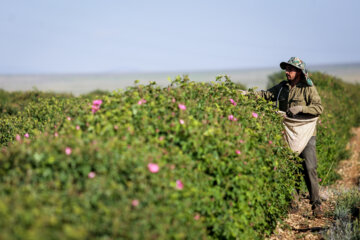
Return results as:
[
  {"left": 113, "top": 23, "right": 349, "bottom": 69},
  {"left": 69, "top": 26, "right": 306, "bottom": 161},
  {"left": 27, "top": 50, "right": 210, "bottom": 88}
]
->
[
  {"left": 239, "top": 90, "right": 248, "bottom": 95},
  {"left": 287, "top": 106, "right": 303, "bottom": 117}
]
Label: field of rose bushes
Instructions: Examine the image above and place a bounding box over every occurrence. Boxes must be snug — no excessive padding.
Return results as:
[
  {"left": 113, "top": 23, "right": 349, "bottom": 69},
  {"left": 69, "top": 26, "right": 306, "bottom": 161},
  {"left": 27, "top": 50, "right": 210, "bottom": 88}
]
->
[{"left": 0, "top": 73, "right": 359, "bottom": 239}]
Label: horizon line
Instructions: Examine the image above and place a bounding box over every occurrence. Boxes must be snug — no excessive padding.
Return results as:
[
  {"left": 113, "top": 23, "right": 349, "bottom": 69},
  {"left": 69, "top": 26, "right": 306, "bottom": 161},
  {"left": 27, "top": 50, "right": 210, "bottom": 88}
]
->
[{"left": 1, "top": 61, "right": 360, "bottom": 76}]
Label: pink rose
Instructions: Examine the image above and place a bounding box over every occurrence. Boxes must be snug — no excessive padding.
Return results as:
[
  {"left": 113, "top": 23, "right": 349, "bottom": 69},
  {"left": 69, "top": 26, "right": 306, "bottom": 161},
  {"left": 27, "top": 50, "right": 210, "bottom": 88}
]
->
[
  {"left": 176, "top": 180, "right": 184, "bottom": 190},
  {"left": 92, "top": 99, "right": 103, "bottom": 105},
  {"left": 88, "top": 171, "right": 96, "bottom": 178},
  {"left": 179, "top": 119, "right": 185, "bottom": 125},
  {"left": 236, "top": 150, "right": 241, "bottom": 155},
  {"left": 228, "top": 115, "right": 234, "bottom": 121},
  {"left": 16, "top": 134, "right": 21, "bottom": 141},
  {"left": 268, "top": 140, "right": 273, "bottom": 144},
  {"left": 148, "top": 163, "right": 159, "bottom": 173},
  {"left": 229, "top": 99, "right": 237, "bottom": 106},
  {"left": 178, "top": 104, "right": 186, "bottom": 110},
  {"left": 24, "top": 133, "right": 29, "bottom": 138},
  {"left": 65, "top": 147, "right": 72, "bottom": 155},
  {"left": 132, "top": 199, "right": 139, "bottom": 207},
  {"left": 252, "top": 112, "right": 258, "bottom": 118},
  {"left": 137, "top": 99, "right": 147, "bottom": 105}
]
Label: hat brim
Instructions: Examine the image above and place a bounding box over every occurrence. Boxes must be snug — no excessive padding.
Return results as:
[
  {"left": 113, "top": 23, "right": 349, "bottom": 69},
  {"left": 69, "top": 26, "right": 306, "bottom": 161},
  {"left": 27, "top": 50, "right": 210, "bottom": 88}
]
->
[{"left": 280, "top": 62, "right": 301, "bottom": 70}]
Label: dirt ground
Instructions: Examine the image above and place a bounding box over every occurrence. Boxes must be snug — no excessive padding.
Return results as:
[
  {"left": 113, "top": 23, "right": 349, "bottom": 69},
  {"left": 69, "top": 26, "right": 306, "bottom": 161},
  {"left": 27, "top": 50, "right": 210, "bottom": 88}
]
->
[{"left": 268, "top": 127, "right": 360, "bottom": 240}]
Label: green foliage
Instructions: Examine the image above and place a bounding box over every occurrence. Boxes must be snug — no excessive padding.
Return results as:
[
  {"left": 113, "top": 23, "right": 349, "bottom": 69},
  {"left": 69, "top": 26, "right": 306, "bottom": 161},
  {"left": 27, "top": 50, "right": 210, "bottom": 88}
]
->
[
  {"left": 324, "top": 189, "right": 360, "bottom": 240},
  {"left": 0, "top": 76, "right": 299, "bottom": 239},
  {"left": 0, "top": 96, "right": 87, "bottom": 146},
  {"left": 0, "top": 88, "right": 73, "bottom": 117},
  {"left": 266, "top": 71, "right": 360, "bottom": 185},
  {"left": 0, "top": 70, "right": 359, "bottom": 239}
]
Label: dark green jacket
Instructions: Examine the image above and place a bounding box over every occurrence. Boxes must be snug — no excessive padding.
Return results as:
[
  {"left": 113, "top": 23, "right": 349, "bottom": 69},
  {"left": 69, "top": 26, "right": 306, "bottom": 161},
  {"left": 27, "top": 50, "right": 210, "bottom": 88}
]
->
[
  {"left": 259, "top": 80, "right": 323, "bottom": 115},
  {"left": 258, "top": 80, "right": 323, "bottom": 136}
]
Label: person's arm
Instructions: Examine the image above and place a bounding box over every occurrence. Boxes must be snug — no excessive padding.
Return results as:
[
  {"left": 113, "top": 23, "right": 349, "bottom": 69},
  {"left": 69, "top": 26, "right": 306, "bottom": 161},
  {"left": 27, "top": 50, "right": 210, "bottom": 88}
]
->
[
  {"left": 303, "top": 86, "right": 323, "bottom": 115},
  {"left": 256, "top": 82, "right": 284, "bottom": 101}
]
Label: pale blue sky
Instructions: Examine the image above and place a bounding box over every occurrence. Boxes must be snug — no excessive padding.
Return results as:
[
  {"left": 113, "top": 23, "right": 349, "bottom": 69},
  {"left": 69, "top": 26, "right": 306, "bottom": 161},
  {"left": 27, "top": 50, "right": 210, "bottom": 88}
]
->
[{"left": 1, "top": 0, "right": 359, "bottom": 74}]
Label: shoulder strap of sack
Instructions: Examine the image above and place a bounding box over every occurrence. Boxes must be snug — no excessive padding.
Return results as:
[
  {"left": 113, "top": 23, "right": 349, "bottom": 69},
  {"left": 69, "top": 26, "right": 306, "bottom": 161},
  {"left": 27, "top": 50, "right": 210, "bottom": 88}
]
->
[{"left": 276, "top": 81, "right": 287, "bottom": 108}]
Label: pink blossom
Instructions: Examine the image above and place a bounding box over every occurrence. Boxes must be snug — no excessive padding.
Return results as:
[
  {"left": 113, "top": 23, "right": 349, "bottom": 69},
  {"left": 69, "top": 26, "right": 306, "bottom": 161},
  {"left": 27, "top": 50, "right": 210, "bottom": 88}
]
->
[
  {"left": 179, "top": 119, "right": 185, "bottom": 124},
  {"left": 88, "top": 171, "right": 96, "bottom": 178},
  {"left": 67, "top": 116, "right": 72, "bottom": 121},
  {"left": 318, "top": 178, "right": 322, "bottom": 182},
  {"left": 229, "top": 99, "right": 237, "bottom": 106},
  {"left": 172, "top": 98, "right": 176, "bottom": 103},
  {"left": 159, "top": 136, "right": 165, "bottom": 141},
  {"left": 137, "top": 99, "right": 147, "bottom": 105},
  {"left": 148, "top": 163, "right": 159, "bottom": 173},
  {"left": 76, "top": 125, "right": 80, "bottom": 130},
  {"left": 91, "top": 105, "right": 100, "bottom": 113},
  {"left": 114, "top": 125, "right": 118, "bottom": 130},
  {"left": 15, "top": 134, "right": 21, "bottom": 141},
  {"left": 65, "top": 147, "right": 72, "bottom": 155},
  {"left": 194, "top": 214, "right": 200, "bottom": 220},
  {"left": 274, "top": 166, "right": 277, "bottom": 171},
  {"left": 233, "top": 117, "right": 237, "bottom": 121},
  {"left": 176, "top": 180, "right": 184, "bottom": 190},
  {"left": 228, "top": 115, "right": 234, "bottom": 121},
  {"left": 171, "top": 112, "right": 176, "bottom": 116},
  {"left": 178, "top": 104, "right": 186, "bottom": 110},
  {"left": 236, "top": 150, "right": 241, "bottom": 155},
  {"left": 54, "top": 132, "right": 59, "bottom": 137},
  {"left": 252, "top": 112, "right": 258, "bottom": 118},
  {"left": 170, "top": 164, "right": 175, "bottom": 170},
  {"left": 92, "top": 99, "right": 103, "bottom": 105},
  {"left": 24, "top": 133, "right": 29, "bottom": 138},
  {"left": 239, "top": 140, "right": 244, "bottom": 143},
  {"left": 268, "top": 140, "right": 273, "bottom": 144},
  {"left": 91, "top": 99, "right": 103, "bottom": 113},
  {"left": 132, "top": 199, "right": 139, "bottom": 207}
]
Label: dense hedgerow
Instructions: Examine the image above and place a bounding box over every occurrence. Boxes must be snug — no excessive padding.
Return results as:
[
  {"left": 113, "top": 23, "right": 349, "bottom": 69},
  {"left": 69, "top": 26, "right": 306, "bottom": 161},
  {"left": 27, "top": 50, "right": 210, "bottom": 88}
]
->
[
  {"left": 0, "top": 76, "right": 299, "bottom": 239},
  {"left": 0, "top": 89, "right": 109, "bottom": 146},
  {"left": 0, "top": 89, "right": 73, "bottom": 116},
  {"left": 267, "top": 71, "right": 360, "bottom": 184}
]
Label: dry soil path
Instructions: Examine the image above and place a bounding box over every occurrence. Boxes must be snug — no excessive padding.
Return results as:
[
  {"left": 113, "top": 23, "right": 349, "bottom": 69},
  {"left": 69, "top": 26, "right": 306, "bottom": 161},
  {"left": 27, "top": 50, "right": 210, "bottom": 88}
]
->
[{"left": 268, "top": 127, "right": 360, "bottom": 240}]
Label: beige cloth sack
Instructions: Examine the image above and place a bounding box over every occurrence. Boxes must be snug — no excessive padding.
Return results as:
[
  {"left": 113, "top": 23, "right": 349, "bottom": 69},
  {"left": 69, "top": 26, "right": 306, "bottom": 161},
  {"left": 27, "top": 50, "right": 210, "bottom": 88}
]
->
[{"left": 278, "top": 111, "right": 318, "bottom": 154}]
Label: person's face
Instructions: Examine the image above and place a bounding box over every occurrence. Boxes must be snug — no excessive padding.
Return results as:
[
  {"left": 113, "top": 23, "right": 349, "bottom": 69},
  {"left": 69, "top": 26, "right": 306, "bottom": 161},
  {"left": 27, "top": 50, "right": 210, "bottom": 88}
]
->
[{"left": 285, "top": 65, "right": 301, "bottom": 81}]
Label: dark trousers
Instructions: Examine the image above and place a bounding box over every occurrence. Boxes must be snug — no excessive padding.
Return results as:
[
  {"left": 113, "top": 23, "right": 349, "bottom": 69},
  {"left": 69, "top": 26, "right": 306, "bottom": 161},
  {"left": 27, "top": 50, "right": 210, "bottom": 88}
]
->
[{"left": 299, "top": 136, "right": 321, "bottom": 205}]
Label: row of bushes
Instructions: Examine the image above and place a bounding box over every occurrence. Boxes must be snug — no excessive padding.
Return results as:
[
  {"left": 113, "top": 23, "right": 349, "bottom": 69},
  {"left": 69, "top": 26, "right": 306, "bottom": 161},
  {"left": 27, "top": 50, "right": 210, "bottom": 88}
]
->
[
  {"left": 0, "top": 76, "right": 299, "bottom": 239},
  {"left": 0, "top": 72, "right": 359, "bottom": 239},
  {"left": 0, "top": 89, "right": 109, "bottom": 146}
]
